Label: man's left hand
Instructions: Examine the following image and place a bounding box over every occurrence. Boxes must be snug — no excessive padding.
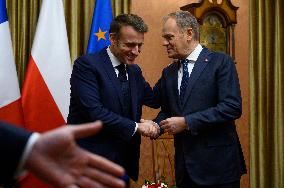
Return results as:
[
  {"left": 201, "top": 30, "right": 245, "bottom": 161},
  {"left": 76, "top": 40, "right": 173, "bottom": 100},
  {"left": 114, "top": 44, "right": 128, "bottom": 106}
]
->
[
  {"left": 160, "top": 117, "right": 188, "bottom": 135},
  {"left": 24, "top": 121, "right": 125, "bottom": 188}
]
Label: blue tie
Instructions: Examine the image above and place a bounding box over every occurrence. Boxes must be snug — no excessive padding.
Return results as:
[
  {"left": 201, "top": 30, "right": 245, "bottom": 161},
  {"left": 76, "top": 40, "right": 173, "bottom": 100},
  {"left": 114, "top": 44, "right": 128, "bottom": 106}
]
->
[{"left": 180, "top": 59, "right": 190, "bottom": 103}]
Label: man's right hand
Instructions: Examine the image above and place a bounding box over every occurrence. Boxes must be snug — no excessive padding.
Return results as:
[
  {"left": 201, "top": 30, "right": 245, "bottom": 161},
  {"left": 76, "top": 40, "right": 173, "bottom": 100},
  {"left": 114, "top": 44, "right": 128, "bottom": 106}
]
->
[{"left": 137, "top": 119, "right": 160, "bottom": 139}]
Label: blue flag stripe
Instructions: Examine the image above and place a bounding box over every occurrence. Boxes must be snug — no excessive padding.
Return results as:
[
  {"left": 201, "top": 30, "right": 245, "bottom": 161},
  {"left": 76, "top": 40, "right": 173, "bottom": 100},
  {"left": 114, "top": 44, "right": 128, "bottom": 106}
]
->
[
  {"left": 0, "top": 0, "right": 8, "bottom": 24},
  {"left": 86, "top": 0, "right": 113, "bottom": 53}
]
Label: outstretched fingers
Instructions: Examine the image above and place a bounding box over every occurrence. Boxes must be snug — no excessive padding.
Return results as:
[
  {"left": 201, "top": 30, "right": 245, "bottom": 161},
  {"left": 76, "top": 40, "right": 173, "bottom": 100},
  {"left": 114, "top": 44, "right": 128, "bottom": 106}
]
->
[{"left": 70, "top": 121, "right": 103, "bottom": 139}]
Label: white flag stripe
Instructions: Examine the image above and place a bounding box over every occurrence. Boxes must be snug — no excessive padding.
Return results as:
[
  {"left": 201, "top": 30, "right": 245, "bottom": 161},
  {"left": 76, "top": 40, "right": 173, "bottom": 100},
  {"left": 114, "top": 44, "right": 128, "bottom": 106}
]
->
[
  {"left": 31, "top": 0, "right": 71, "bottom": 120},
  {"left": 0, "top": 21, "right": 21, "bottom": 108}
]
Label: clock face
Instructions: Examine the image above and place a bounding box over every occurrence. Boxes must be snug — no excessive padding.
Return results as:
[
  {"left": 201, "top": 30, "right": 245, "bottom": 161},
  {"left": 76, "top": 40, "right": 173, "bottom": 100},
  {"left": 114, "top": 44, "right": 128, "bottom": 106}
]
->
[{"left": 200, "top": 13, "right": 227, "bottom": 53}]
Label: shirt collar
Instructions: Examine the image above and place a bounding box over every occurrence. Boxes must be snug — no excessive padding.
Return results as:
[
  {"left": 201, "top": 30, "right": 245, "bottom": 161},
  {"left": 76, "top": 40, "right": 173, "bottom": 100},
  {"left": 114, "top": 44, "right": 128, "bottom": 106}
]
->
[
  {"left": 185, "top": 43, "right": 203, "bottom": 62},
  {"left": 107, "top": 46, "right": 122, "bottom": 68}
]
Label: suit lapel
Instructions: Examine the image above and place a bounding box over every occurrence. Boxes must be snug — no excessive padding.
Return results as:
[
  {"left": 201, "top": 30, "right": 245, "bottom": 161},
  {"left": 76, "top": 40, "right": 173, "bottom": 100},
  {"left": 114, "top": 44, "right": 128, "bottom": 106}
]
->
[
  {"left": 127, "top": 65, "right": 138, "bottom": 119},
  {"left": 181, "top": 48, "right": 212, "bottom": 109},
  {"left": 99, "top": 49, "right": 124, "bottom": 107}
]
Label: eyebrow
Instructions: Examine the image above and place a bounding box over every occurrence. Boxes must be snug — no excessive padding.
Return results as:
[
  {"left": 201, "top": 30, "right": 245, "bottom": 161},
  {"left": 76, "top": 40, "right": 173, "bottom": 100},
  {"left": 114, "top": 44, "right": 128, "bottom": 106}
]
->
[
  {"left": 162, "top": 34, "right": 174, "bottom": 38},
  {"left": 124, "top": 41, "right": 144, "bottom": 45}
]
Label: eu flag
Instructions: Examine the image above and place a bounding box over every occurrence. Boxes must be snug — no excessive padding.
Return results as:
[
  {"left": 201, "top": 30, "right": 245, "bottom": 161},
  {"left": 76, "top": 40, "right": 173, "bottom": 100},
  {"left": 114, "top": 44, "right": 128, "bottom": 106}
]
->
[{"left": 87, "top": 0, "right": 113, "bottom": 53}]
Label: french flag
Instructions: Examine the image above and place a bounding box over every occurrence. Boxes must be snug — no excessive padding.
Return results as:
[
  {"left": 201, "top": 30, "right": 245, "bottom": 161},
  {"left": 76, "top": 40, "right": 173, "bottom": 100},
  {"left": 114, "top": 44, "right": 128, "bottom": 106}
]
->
[
  {"left": 0, "top": 0, "right": 24, "bottom": 126},
  {"left": 20, "top": 0, "right": 71, "bottom": 186}
]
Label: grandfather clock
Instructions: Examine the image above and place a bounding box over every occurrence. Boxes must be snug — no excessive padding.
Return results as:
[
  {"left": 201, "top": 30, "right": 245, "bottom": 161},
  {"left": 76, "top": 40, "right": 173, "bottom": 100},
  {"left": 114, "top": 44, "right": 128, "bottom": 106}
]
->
[{"left": 181, "top": 0, "right": 238, "bottom": 61}]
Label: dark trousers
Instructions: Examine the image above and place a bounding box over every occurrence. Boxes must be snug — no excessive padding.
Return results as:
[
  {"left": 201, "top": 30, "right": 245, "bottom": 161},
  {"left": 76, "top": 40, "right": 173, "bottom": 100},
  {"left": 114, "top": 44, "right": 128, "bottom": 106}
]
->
[{"left": 177, "top": 169, "right": 240, "bottom": 188}]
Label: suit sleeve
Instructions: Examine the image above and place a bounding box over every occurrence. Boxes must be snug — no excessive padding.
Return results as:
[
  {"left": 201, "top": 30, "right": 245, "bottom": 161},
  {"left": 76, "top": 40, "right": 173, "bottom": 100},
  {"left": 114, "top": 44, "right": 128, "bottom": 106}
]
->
[
  {"left": 70, "top": 57, "right": 137, "bottom": 141},
  {"left": 136, "top": 66, "right": 160, "bottom": 109},
  {"left": 185, "top": 55, "right": 242, "bottom": 134},
  {"left": 0, "top": 121, "right": 31, "bottom": 185},
  {"left": 153, "top": 73, "right": 171, "bottom": 124}
]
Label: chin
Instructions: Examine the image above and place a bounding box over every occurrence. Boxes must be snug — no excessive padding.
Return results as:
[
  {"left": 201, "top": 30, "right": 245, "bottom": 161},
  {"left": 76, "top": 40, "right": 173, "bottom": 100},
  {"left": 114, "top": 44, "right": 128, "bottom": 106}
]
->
[
  {"left": 125, "top": 61, "right": 135, "bottom": 65},
  {"left": 167, "top": 54, "right": 175, "bottom": 59}
]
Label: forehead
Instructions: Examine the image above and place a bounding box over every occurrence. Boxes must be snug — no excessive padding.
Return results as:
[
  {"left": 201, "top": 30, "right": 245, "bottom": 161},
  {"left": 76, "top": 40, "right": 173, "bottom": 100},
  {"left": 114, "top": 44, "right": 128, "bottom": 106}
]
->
[
  {"left": 162, "top": 18, "right": 180, "bottom": 35},
  {"left": 118, "top": 26, "right": 144, "bottom": 42}
]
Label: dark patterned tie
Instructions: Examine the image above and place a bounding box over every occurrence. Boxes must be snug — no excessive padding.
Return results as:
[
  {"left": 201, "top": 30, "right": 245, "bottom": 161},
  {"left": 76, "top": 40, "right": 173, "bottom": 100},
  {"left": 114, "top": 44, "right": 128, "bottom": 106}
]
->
[
  {"left": 180, "top": 59, "right": 190, "bottom": 103},
  {"left": 116, "top": 64, "right": 127, "bottom": 82},
  {"left": 116, "top": 64, "right": 132, "bottom": 117}
]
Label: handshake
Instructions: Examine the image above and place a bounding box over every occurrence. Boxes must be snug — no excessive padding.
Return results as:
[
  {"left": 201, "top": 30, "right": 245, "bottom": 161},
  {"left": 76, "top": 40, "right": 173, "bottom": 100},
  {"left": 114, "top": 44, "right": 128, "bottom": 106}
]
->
[
  {"left": 137, "top": 119, "right": 160, "bottom": 139},
  {"left": 137, "top": 117, "right": 188, "bottom": 138}
]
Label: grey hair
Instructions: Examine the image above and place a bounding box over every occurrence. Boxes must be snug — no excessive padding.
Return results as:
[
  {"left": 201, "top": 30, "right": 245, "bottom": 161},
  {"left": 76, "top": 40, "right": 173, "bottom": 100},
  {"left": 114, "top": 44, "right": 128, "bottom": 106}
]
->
[{"left": 163, "top": 11, "right": 199, "bottom": 40}]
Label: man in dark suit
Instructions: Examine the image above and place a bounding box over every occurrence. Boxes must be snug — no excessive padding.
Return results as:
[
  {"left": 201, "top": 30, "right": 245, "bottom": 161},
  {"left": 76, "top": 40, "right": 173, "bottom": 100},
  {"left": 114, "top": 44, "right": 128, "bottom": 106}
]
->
[
  {"left": 154, "top": 11, "right": 246, "bottom": 188},
  {"left": 67, "top": 14, "right": 160, "bottom": 184},
  {"left": 0, "top": 121, "right": 125, "bottom": 187}
]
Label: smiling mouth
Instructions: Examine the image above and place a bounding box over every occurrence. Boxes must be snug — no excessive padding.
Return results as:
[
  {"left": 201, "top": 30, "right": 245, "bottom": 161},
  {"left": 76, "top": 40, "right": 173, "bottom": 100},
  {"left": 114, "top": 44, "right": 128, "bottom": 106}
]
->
[{"left": 127, "top": 56, "right": 136, "bottom": 60}]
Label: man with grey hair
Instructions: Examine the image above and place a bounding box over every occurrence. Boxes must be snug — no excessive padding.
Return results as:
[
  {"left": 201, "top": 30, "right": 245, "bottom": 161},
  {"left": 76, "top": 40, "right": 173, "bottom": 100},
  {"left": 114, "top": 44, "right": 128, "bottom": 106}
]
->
[
  {"left": 68, "top": 14, "right": 160, "bottom": 186},
  {"left": 154, "top": 11, "right": 246, "bottom": 188}
]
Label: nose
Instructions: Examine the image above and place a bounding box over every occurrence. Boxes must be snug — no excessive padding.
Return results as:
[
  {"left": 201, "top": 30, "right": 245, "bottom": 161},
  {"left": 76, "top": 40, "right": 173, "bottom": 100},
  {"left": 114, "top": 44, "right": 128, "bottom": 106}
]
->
[
  {"left": 163, "top": 39, "right": 169, "bottom": 46},
  {"left": 131, "top": 45, "right": 140, "bottom": 55}
]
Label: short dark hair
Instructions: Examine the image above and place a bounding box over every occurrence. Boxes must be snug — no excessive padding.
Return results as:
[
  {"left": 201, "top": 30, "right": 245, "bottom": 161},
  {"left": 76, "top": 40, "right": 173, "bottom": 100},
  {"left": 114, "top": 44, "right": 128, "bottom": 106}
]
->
[
  {"left": 164, "top": 11, "right": 199, "bottom": 40},
  {"left": 109, "top": 14, "right": 148, "bottom": 37}
]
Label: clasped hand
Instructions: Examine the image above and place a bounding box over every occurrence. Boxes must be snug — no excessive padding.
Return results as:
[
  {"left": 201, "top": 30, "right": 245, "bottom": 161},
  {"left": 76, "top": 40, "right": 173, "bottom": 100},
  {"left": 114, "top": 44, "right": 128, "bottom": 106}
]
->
[
  {"left": 137, "top": 119, "right": 160, "bottom": 139},
  {"left": 160, "top": 117, "right": 187, "bottom": 135}
]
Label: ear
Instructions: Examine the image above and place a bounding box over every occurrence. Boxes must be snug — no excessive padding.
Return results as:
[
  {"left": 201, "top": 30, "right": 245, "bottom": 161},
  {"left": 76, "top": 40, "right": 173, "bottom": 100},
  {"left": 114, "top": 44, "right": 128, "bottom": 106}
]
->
[
  {"left": 186, "top": 28, "right": 193, "bottom": 41},
  {"left": 109, "top": 33, "right": 117, "bottom": 44}
]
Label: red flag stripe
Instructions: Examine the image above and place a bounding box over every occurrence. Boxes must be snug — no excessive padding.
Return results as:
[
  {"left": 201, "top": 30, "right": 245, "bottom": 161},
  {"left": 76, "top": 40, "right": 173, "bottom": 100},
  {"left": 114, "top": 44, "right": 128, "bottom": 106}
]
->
[
  {"left": 0, "top": 99, "right": 23, "bottom": 126},
  {"left": 22, "top": 56, "right": 65, "bottom": 133}
]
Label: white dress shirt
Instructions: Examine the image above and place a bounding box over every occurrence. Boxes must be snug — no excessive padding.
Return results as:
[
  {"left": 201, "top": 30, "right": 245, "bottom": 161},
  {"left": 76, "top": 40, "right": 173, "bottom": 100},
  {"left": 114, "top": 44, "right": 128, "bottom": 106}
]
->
[
  {"left": 107, "top": 47, "right": 128, "bottom": 80},
  {"left": 178, "top": 44, "right": 203, "bottom": 94}
]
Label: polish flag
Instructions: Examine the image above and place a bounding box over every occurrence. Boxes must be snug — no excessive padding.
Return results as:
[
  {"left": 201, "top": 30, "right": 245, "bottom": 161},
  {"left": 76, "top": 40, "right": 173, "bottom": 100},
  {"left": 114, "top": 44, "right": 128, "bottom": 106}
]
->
[
  {"left": 0, "top": 0, "right": 24, "bottom": 126},
  {"left": 22, "top": 0, "right": 71, "bottom": 132},
  {"left": 20, "top": 0, "right": 71, "bottom": 187}
]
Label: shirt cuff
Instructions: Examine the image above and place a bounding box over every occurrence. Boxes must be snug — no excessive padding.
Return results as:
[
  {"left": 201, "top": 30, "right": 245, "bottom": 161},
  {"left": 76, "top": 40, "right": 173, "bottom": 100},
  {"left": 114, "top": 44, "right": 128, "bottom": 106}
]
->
[
  {"left": 15, "top": 133, "right": 41, "bottom": 177},
  {"left": 132, "top": 122, "right": 138, "bottom": 136}
]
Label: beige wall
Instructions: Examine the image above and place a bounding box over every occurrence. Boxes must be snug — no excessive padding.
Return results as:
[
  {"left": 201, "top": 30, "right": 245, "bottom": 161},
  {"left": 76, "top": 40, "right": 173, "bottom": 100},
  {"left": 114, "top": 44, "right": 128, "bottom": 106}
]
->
[{"left": 131, "top": 0, "right": 249, "bottom": 187}]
